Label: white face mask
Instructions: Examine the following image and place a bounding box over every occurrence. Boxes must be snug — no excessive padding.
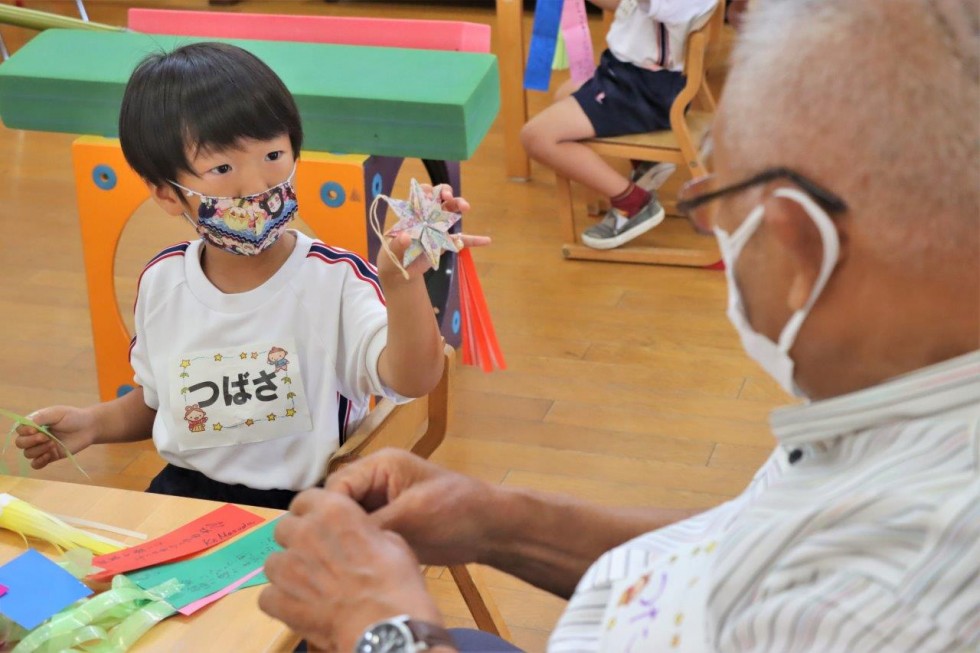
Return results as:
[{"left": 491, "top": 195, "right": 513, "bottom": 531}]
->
[{"left": 714, "top": 188, "right": 840, "bottom": 398}]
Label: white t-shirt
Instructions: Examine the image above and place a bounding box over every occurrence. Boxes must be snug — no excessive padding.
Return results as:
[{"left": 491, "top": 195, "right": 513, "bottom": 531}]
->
[
  {"left": 607, "top": 0, "right": 718, "bottom": 72},
  {"left": 131, "top": 231, "right": 400, "bottom": 491}
]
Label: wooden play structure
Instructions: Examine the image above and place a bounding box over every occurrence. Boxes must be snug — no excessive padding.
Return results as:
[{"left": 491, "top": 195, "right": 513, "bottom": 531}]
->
[
  {"left": 0, "top": 23, "right": 497, "bottom": 402},
  {"left": 0, "top": 7, "right": 508, "bottom": 638}
]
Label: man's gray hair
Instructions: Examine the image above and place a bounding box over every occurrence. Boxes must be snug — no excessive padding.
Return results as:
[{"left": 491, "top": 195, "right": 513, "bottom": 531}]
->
[{"left": 722, "top": 0, "right": 979, "bottom": 264}]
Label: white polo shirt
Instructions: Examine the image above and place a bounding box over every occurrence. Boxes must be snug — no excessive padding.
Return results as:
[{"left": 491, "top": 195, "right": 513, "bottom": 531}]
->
[{"left": 549, "top": 351, "right": 980, "bottom": 652}]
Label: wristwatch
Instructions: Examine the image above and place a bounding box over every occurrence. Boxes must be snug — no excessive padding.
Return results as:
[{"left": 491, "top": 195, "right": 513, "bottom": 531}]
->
[{"left": 354, "top": 615, "right": 455, "bottom": 653}]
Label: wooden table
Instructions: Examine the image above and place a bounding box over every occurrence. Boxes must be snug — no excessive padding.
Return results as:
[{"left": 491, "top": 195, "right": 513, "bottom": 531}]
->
[{"left": 0, "top": 476, "right": 299, "bottom": 652}]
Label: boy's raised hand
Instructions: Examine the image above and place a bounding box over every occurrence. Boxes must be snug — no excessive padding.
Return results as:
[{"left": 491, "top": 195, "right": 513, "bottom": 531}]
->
[
  {"left": 14, "top": 406, "right": 97, "bottom": 470},
  {"left": 375, "top": 184, "right": 491, "bottom": 283}
]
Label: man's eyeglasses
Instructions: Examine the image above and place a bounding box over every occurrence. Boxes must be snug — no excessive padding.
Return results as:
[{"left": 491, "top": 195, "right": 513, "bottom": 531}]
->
[{"left": 676, "top": 167, "right": 848, "bottom": 234}]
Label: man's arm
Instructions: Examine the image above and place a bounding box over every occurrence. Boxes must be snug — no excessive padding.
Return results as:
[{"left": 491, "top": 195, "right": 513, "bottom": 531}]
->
[{"left": 484, "top": 486, "right": 702, "bottom": 597}]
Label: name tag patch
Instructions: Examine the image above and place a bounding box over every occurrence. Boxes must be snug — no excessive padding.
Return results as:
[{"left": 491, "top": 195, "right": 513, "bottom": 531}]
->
[{"left": 170, "top": 339, "right": 313, "bottom": 451}]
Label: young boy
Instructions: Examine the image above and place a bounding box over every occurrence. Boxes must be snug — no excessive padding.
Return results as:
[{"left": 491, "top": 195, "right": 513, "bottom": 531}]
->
[
  {"left": 521, "top": 0, "right": 717, "bottom": 250},
  {"left": 14, "top": 43, "right": 476, "bottom": 509}
]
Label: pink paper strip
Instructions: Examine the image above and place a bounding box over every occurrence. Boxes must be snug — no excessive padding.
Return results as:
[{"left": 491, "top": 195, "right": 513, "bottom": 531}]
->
[
  {"left": 177, "top": 567, "right": 265, "bottom": 616},
  {"left": 561, "top": 0, "right": 596, "bottom": 85},
  {"left": 0, "top": 584, "right": 7, "bottom": 597}
]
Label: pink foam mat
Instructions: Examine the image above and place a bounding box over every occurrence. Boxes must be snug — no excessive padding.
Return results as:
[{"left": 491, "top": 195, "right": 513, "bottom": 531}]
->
[{"left": 128, "top": 9, "right": 491, "bottom": 53}]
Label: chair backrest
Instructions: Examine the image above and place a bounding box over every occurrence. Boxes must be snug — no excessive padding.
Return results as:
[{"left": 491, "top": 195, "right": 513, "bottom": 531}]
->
[
  {"left": 669, "top": 11, "right": 717, "bottom": 124},
  {"left": 325, "top": 345, "right": 455, "bottom": 477}
]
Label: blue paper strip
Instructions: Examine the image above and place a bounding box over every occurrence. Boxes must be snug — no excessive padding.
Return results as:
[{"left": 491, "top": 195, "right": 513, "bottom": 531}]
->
[
  {"left": 0, "top": 549, "right": 93, "bottom": 630},
  {"left": 524, "top": 0, "right": 564, "bottom": 91}
]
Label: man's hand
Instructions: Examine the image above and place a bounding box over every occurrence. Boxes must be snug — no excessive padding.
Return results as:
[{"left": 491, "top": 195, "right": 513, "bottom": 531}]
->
[
  {"left": 325, "top": 449, "right": 500, "bottom": 566},
  {"left": 260, "top": 490, "right": 443, "bottom": 652}
]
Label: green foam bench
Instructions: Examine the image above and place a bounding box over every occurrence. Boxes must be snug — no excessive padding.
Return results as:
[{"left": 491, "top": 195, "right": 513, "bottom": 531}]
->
[{"left": 0, "top": 29, "right": 499, "bottom": 161}]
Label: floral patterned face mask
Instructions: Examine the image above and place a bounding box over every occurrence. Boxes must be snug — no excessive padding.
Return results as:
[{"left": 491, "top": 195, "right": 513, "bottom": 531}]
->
[{"left": 171, "top": 164, "right": 298, "bottom": 256}]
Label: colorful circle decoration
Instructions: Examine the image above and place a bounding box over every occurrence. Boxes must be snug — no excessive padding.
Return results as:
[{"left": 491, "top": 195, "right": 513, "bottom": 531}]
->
[
  {"left": 92, "top": 164, "right": 117, "bottom": 191},
  {"left": 320, "top": 182, "right": 346, "bottom": 208}
]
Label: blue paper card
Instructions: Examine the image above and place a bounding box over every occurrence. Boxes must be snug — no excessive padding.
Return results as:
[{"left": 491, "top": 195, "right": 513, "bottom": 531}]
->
[{"left": 0, "top": 549, "right": 93, "bottom": 630}]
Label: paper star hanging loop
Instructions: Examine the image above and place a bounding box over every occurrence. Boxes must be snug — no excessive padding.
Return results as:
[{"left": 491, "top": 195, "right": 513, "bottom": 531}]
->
[{"left": 370, "top": 179, "right": 462, "bottom": 274}]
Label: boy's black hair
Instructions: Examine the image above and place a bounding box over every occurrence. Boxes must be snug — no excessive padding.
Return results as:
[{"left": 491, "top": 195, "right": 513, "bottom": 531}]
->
[{"left": 119, "top": 42, "right": 303, "bottom": 187}]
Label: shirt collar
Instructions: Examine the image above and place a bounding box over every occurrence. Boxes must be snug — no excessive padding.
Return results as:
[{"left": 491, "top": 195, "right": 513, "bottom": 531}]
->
[{"left": 770, "top": 350, "right": 980, "bottom": 446}]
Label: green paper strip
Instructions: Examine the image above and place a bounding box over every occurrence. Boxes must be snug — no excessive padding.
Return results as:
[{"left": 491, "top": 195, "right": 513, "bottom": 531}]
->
[
  {"left": 552, "top": 31, "right": 569, "bottom": 70},
  {"left": 0, "top": 409, "right": 89, "bottom": 479},
  {"left": 126, "top": 517, "right": 281, "bottom": 610}
]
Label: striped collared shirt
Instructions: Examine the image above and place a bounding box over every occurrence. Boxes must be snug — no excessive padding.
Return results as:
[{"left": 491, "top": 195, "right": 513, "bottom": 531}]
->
[{"left": 548, "top": 351, "right": 980, "bottom": 652}]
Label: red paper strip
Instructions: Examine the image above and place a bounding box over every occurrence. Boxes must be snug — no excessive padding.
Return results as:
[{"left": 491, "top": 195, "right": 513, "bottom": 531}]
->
[
  {"left": 89, "top": 504, "right": 264, "bottom": 581},
  {"left": 457, "top": 249, "right": 506, "bottom": 371}
]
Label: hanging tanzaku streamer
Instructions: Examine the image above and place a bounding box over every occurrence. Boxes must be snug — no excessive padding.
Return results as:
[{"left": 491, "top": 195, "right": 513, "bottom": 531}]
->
[
  {"left": 526, "top": 0, "right": 595, "bottom": 90},
  {"left": 524, "top": 0, "right": 563, "bottom": 90},
  {"left": 561, "top": 0, "right": 596, "bottom": 85},
  {"left": 456, "top": 248, "right": 506, "bottom": 372}
]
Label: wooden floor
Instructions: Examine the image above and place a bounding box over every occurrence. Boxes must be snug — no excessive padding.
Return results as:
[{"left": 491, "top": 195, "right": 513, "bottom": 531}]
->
[{"left": 0, "top": 2, "right": 785, "bottom": 651}]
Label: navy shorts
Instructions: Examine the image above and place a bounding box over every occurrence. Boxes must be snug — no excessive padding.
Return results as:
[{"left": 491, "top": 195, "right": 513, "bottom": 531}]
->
[
  {"left": 147, "top": 463, "right": 301, "bottom": 510},
  {"left": 572, "top": 49, "right": 686, "bottom": 138}
]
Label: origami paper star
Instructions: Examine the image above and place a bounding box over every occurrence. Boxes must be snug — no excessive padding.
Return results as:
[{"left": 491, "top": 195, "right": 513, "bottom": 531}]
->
[{"left": 384, "top": 179, "right": 462, "bottom": 269}]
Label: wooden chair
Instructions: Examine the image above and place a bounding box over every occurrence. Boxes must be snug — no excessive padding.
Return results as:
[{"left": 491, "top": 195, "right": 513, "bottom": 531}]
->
[
  {"left": 555, "top": 1, "right": 725, "bottom": 267},
  {"left": 326, "top": 345, "right": 512, "bottom": 640}
]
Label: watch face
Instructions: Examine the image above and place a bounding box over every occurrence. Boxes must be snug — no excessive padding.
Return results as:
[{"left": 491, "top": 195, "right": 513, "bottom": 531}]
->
[{"left": 356, "top": 622, "right": 411, "bottom": 653}]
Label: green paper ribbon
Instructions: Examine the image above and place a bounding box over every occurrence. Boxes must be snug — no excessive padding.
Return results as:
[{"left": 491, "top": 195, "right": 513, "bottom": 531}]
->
[
  {"left": 11, "top": 576, "right": 178, "bottom": 653},
  {"left": 0, "top": 408, "right": 90, "bottom": 479}
]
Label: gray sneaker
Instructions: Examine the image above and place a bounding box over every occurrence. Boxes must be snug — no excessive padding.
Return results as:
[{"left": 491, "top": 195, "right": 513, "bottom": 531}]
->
[
  {"left": 581, "top": 198, "right": 666, "bottom": 250},
  {"left": 631, "top": 162, "right": 677, "bottom": 192}
]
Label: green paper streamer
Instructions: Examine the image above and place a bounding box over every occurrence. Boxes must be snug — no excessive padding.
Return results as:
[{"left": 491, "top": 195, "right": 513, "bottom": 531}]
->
[
  {"left": 0, "top": 409, "right": 90, "bottom": 479},
  {"left": 11, "top": 576, "right": 178, "bottom": 653}
]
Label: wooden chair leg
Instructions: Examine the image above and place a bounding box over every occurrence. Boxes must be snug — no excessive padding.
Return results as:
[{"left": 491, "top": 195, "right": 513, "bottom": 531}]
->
[
  {"left": 448, "top": 564, "right": 512, "bottom": 641},
  {"left": 555, "top": 172, "right": 577, "bottom": 244}
]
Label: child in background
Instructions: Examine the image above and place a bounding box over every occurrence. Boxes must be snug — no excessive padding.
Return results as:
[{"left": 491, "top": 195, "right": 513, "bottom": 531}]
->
[
  {"left": 15, "top": 43, "right": 483, "bottom": 509},
  {"left": 521, "top": 0, "right": 717, "bottom": 250}
]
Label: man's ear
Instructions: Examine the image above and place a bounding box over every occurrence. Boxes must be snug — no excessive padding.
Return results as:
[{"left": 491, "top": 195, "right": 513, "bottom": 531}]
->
[
  {"left": 762, "top": 191, "right": 826, "bottom": 312},
  {"left": 147, "top": 180, "right": 188, "bottom": 217}
]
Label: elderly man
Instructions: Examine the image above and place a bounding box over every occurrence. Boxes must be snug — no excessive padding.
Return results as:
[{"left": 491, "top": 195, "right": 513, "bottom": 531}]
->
[{"left": 258, "top": 0, "right": 979, "bottom": 651}]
